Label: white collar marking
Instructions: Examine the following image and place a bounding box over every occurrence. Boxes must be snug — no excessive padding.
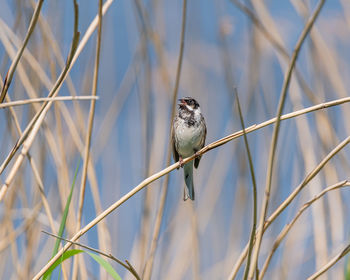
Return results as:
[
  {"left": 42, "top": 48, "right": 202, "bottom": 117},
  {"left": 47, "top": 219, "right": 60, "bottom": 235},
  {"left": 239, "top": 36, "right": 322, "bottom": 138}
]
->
[{"left": 186, "top": 104, "right": 193, "bottom": 111}]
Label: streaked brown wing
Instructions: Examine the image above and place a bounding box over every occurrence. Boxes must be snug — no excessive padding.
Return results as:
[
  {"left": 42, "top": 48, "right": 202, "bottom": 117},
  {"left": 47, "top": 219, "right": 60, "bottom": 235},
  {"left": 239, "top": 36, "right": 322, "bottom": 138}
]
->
[
  {"left": 171, "top": 120, "right": 180, "bottom": 168},
  {"left": 194, "top": 117, "right": 206, "bottom": 169}
]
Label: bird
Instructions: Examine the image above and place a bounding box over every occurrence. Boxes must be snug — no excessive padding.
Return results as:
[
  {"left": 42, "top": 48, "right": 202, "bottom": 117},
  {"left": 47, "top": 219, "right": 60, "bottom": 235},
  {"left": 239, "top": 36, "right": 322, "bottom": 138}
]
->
[{"left": 172, "top": 97, "right": 207, "bottom": 201}]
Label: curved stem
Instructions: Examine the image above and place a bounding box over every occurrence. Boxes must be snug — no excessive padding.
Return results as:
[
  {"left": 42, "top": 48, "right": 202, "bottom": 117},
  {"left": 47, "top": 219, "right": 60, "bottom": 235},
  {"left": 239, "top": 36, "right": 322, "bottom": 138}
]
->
[
  {"left": 259, "top": 181, "right": 349, "bottom": 279},
  {"left": 143, "top": 0, "right": 188, "bottom": 278},
  {"left": 247, "top": 1, "right": 325, "bottom": 278},
  {"left": 0, "top": 0, "right": 44, "bottom": 103}
]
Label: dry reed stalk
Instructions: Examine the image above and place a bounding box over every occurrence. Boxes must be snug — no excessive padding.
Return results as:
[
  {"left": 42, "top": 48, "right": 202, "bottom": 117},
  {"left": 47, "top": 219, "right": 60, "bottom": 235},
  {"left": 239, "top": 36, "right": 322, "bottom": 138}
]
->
[{"left": 247, "top": 1, "right": 325, "bottom": 278}]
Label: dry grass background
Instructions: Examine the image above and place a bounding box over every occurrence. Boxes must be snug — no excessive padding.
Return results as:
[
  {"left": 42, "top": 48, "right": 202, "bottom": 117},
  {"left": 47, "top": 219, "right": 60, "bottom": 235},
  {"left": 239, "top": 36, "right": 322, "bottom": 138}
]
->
[{"left": 1, "top": 0, "right": 350, "bottom": 279}]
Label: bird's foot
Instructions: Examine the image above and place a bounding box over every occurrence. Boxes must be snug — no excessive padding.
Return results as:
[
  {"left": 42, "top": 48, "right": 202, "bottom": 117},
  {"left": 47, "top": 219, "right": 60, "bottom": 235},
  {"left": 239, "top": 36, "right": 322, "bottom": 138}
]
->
[
  {"left": 194, "top": 151, "right": 201, "bottom": 159},
  {"left": 179, "top": 157, "right": 184, "bottom": 168}
]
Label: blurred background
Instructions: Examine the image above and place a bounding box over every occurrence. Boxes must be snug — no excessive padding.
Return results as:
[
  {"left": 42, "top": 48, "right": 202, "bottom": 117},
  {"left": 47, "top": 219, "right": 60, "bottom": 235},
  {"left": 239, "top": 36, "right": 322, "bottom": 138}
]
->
[{"left": 1, "top": 0, "right": 350, "bottom": 279}]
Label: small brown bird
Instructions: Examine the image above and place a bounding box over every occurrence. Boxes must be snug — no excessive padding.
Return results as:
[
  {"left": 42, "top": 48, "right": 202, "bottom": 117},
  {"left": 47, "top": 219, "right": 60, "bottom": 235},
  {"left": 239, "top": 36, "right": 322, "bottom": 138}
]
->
[{"left": 172, "top": 97, "right": 207, "bottom": 200}]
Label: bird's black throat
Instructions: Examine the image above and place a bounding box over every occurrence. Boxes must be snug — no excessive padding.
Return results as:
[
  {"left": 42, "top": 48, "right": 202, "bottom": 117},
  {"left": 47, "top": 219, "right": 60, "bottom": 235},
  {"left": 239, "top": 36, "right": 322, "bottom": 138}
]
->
[{"left": 179, "top": 108, "right": 196, "bottom": 127}]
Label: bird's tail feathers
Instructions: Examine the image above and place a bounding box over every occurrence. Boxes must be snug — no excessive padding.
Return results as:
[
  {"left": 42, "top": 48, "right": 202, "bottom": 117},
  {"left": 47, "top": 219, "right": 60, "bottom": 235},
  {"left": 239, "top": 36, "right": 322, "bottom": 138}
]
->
[{"left": 183, "top": 162, "right": 194, "bottom": 201}]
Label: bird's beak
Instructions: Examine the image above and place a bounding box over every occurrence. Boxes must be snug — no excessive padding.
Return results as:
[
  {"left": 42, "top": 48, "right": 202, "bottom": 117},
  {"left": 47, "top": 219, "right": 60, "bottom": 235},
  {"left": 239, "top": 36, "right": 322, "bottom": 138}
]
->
[{"left": 178, "top": 98, "right": 185, "bottom": 105}]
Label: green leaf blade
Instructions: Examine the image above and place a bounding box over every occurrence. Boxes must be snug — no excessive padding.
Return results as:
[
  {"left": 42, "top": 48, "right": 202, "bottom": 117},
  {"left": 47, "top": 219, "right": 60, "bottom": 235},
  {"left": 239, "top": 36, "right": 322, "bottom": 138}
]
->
[
  {"left": 43, "top": 249, "right": 84, "bottom": 279},
  {"left": 86, "top": 252, "right": 122, "bottom": 280}
]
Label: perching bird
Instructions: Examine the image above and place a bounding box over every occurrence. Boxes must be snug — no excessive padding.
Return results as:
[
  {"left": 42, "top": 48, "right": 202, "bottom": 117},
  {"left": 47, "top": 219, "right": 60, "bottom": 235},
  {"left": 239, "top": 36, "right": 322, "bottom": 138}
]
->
[{"left": 172, "top": 97, "right": 207, "bottom": 200}]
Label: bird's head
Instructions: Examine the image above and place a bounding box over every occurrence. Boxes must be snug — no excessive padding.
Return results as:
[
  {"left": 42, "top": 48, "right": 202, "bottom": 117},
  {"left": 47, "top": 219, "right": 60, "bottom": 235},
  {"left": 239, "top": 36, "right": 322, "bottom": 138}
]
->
[{"left": 178, "top": 97, "right": 200, "bottom": 112}]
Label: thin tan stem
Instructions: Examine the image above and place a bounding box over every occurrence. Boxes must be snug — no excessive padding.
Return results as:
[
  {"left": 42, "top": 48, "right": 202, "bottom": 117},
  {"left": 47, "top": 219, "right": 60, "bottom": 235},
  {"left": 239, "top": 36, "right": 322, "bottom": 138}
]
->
[
  {"left": 0, "top": 0, "right": 44, "bottom": 102},
  {"left": 75, "top": 0, "right": 102, "bottom": 239},
  {"left": 259, "top": 180, "right": 350, "bottom": 279},
  {"left": 0, "top": 203, "right": 41, "bottom": 252},
  {"left": 229, "top": 134, "right": 350, "bottom": 279},
  {"left": 0, "top": 0, "right": 114, "bottom": 175},
  {"left": 231, "top": 0, "right": 317, "bottom": 104},
  {"left": 0, "top": 95, "right": 57, "bottom": 239},
  {"left": 32, "top": 160, "right": 179, "bottom": 280},
  {"left": 307, "top": 244, "right": 350, "bottom": 280},
  {"left": 0, "top": 96, "right": 98, "bottom": 109},
  {"left": 0, "top": 1, "right": 80, "bottom": 201},
  {"left": 234, "top": 90, "right": 257, "bottom": 280},
  {"left": 42, "top": 231, "right": 141, "bottom": 280},
  {"left": 143, "top": 0, "right": 188, "bottom": 279},
  {"left": 248, "top": 1, "right": 325, "bottom": 278},
  {"left": 73, "top": 0, "right": 103, "bottom": 278}
]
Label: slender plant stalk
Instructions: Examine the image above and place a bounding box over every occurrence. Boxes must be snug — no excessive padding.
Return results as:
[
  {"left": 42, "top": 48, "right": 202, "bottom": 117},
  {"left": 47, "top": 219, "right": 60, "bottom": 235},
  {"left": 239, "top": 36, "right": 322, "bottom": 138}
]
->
[
  {"left": 42, "top": 231, "right": 141, "bottom": 280},
  {"left": 143, "top": 0, "right": 188, "bottom": 279},
  {"left": 233, "top": 90, "right": 258, "bottom": 280},
  {"left": 0, "top": 0, "right": 44, "bottom": 103},
  {"left": 231, "top": 0, "right": 318, "bottom": 104},
  {"left": 70, "top": 0, "right": 114, "bottom": 69},
  {"left": 0, "top": 0, "right": 115, "bottom": 176},
  {"left": 247, "top": 1, "right": 325, "bottom": 278},
  {"left": 75, "top": 0, "right": 103, "bottom": 251},
  {"left": 306, "top": 244, "right": 350, "bottom": 280},
  {"left": 132, "top": 0, "right": 156, "bottom": 269},
  {"left": 0, "top": 82, "right": 57, "bottom": 237},
  {"left": 73, "top": 0, "right": 103, "bottom": 278},
  {"left": 0, "top": 0, "right": 80, "bottom": 201},
  {"left": 259, "top": 180, "right": 350, "bottom": 279},
  {"left": 0, "top": 203, "right": 42, "bottom": 253},
  {"left": 219, "top": 17, "right": 258, "bottom": 278},
  {"left": 229, "top": 135, "right": 350, "bottom": 279},
  {"left": 0, "top": 96, "right": 98, "bottom": 109}
]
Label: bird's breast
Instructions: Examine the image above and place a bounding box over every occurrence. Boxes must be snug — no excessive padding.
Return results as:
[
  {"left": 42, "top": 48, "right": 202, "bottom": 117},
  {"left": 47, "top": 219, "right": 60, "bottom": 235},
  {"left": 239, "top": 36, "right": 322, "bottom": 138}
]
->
[{"left": 175, "top": 121, "right": 203, "bottom": 157}]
